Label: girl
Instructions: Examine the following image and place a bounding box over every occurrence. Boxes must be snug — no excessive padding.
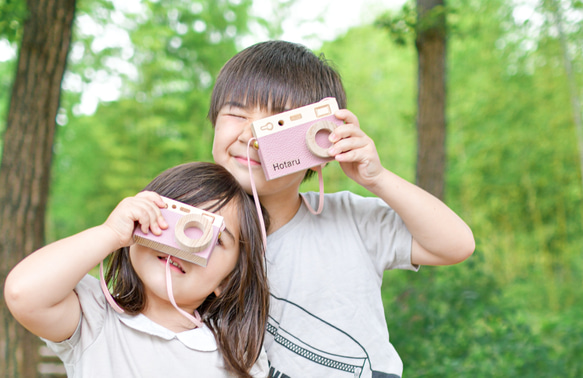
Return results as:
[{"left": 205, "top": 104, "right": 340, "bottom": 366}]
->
[{"left": 4, "top": 162, "right": 269, "bottom": 377}]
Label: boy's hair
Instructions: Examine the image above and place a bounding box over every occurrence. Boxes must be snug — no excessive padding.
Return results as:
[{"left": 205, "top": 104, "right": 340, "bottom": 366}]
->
[
  {"left": 208, "top": 40, "right": 347, "bottom": 181},
  {"left": 105, "top": 162, "right": 269, "bottom": 378}
]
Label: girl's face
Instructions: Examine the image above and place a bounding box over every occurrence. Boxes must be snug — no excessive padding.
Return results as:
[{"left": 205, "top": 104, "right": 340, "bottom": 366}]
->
[{"left": 129, "top": 200, "right": 241, "bottom": 315}]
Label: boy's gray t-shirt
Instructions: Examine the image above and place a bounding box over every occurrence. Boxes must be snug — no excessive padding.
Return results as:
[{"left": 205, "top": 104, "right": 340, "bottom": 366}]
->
[
  {"left": 264, "top": 191, "right": 417, "bottom": 378},
  {"left": 43, "top": 275, "right": 269, "bottom": 378}
]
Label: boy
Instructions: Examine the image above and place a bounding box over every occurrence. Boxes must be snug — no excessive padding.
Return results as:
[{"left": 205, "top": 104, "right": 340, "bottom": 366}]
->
[{"left": 208, "top": 40, "right": 475, "bottom": 378}]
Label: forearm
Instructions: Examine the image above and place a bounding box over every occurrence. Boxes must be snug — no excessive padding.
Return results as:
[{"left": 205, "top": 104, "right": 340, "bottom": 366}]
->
[
  {"left": 4, "top": 224, "right": 121, "bottom": 339},
  {"left": 365, "top": 168, "right": 475, "bottom": 266}
]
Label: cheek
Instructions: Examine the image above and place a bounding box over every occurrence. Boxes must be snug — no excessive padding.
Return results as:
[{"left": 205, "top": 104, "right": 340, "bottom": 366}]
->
[{"left": 209, "top": 250, "right": 239, "bottom": 282}]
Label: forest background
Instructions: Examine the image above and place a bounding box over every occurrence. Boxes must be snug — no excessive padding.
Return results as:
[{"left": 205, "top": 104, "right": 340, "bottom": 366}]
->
[{"left": 0, "top": 0, "right": 582, "bottom": 376}]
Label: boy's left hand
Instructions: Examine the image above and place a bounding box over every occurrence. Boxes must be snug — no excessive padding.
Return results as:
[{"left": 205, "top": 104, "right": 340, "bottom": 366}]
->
[{"left": 328, "top": 109, "right": 383, "bottom": 188}]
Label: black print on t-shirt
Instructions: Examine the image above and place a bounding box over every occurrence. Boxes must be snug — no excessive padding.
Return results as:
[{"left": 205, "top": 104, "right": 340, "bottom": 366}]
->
[{"left": 267, "top": 294, "right": 400, "bottom": 378}]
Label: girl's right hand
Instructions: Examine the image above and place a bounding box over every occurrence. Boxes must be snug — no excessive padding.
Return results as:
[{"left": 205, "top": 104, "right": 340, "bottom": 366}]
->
[{"left": 103, "top": 191, "right": 168, "bottom": 249}]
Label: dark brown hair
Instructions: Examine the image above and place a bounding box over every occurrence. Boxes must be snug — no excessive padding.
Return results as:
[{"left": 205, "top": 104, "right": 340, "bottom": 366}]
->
[
  {"left": 105, "top": 162, "right": 269, "bottom": 377},
  {"left": 208, "top": 40, "right": 347, "bottom": 181}
]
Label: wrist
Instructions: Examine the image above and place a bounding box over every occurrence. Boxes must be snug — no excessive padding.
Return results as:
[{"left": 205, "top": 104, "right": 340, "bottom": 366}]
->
[
  {"left": 362, "top": 168, "right": 396, "bottom": 196},
  {"left": 96, "top": 224, "right": 129, "bottom": 252}
]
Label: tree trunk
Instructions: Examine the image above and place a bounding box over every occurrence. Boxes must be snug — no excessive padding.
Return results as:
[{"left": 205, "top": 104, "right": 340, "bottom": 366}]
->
[
  {"left": 0, "top": 0, "right": 76, "bottom": 376},
  {"left": 415, "top": 0, "right": 447, "bottom": 200}
]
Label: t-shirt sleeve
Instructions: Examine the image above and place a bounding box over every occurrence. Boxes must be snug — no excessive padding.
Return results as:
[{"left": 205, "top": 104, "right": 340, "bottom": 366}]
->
[
  {"left": 340, "top": 192, "right": 418, "bottom": 273},
  {"left": 249, "top": 346, "right": 269, "bottom": 378},
  {"left": 42, "top": 274, "right": 107, "bottom": 365}
]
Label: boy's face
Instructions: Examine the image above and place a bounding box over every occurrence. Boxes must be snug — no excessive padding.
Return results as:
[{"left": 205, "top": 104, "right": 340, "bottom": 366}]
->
[{"left": 212, "top": 104, "right": 306, "bottom": 198}]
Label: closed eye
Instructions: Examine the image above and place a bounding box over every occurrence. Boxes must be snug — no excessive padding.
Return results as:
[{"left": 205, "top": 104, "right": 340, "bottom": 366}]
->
[
  {"left": 220, "top": 103, "right": 250, "bottom": 121},
  {"left": 216, "top": 236, "right": 224, "bottom": 246}
]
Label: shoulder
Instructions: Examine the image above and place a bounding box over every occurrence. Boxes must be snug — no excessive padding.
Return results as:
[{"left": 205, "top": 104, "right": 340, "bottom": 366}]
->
[
  {"left": 302, "top": 190, "right": 387, "bottom": 215},
  {"left": 75, "top": 275, "right": 107, "bottom": 308}
]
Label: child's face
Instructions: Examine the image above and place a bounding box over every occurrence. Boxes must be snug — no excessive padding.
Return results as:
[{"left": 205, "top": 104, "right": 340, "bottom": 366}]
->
[
  {"left": 128, "top": 200, "right": 241, "bottom": 312},
  {"left": 212, "top": 104, "right": 306, "bottom": 198}
]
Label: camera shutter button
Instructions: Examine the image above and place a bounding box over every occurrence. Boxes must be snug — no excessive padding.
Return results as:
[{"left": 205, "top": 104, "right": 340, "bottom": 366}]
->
[
  {"left": 174, "top": 213, "right": 213, "bottom": 253},
  {"left": 306, "top": 120, "right": 337, "bottom": 158}
]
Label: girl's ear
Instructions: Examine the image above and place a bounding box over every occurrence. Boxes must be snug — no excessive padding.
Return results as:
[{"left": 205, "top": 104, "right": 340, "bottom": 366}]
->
[{"left": 213, "top": 278, "right": 228, "bottom": 297}]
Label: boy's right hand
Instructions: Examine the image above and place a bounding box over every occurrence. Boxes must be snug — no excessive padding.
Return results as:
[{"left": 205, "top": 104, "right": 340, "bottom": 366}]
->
[{"left": 103, "top": 191, "right": 168, "bottom": 250}]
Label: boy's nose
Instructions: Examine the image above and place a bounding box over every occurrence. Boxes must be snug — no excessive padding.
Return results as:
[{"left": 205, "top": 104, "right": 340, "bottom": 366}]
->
[{"left": 237, "top": 123, "right": 254, "bottom": 143}]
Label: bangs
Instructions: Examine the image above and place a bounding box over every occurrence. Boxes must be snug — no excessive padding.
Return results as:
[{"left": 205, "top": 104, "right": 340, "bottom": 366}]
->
[
  {"left": 209, "top": 63, "right": 319, "bottom": 124},
  {"left": 142, "top": 162, "right": 244, "bottom": 214},
  {"left": 208, "top": 41, "right": 347, "bottom": 125}
]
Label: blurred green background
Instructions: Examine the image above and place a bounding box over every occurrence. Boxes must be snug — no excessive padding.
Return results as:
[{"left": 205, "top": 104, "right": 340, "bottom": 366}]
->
[{"left": 1, "top": 0, "right": 582, "bottom": 376}]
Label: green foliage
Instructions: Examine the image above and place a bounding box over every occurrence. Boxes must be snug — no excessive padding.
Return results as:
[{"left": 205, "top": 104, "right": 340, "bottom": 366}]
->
[
  {"left": 47, "top": 0, "right": 253, "bottom": 240},
  {"left": 301, "top": 25, "right": 416, "bottom": 195},
  {"left": 0, "top": 0, "right": 26, "bottom": 41},
  {"left": 375, "top": 2, "right": 417, "bottom": 46},
  {"left": 384, "top": 255, "right": 583, "bottom": 377},
  {"left": 0, "top": 58, "right": 15, "bottom": 155}
]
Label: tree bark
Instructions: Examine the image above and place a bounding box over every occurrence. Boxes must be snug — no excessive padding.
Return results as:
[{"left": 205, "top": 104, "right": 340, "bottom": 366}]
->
[
  {"left": 415, "top": 0, "right": 447, "bottom": 200},
  {"left": 0, "top": 0, "right": 76, "bottom": 376}
]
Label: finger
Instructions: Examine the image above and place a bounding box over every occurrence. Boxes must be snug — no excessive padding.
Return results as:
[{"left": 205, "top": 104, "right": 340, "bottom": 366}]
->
[
  {"left": 131, "top": 196, "right": 165, "bottom": 235},
  {"left": 330, "top": 123, "right": 366, "bottom": 145},
  {"left": 329, "top": 133, "right": 369, "bottom": 157},
  {"left": 334, "top": 109, "right": 359, "bottom": 126},
  {"left": 137, "top": 191, "right": 169, "bottom": 230}
]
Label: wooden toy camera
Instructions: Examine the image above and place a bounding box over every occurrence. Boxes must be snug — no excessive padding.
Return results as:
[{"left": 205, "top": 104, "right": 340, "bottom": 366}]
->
[
  {"left": 251, "top": 97, "right": 343, "bottom": 180},
  {"left": 133, "top": 196, "right": 225, "bottom": 267}
]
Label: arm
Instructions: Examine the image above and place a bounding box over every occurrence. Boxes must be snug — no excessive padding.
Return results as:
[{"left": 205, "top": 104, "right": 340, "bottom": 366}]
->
[
  {"left": 4, "top": 191, "right": 168, "bottom": 342},
  {"left": 329, "top": 110, "right": 475, "bottom": 266}
]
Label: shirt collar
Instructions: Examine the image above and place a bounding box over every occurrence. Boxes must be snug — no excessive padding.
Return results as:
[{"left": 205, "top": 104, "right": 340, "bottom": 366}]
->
[{"left": 118, "top": 313, "right": 217, "bottom": 351}]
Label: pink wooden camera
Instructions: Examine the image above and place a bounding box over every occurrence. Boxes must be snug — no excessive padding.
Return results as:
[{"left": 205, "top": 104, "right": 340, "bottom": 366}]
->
[
  {"left": 133, "top": 196, "right": 225, "bottom": 266},
  {"left": 251, "top": 97, "right": 342, "bottom": 181}
]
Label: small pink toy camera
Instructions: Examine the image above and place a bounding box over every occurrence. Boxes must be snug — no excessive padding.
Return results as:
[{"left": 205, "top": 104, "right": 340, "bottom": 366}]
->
[
  {"left": 133, "top": 196, "right": 225, "bottom": 267},
  {"left": 251, "top": 97, "right": 342, "bottom": 181}
]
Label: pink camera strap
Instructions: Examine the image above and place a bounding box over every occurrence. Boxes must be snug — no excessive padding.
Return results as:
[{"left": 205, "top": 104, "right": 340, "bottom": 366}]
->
[
  {"left": 99, "top": 261, "right": 125, "bottom": 313},
  {"left": 99, "top": 258, "right": 203, "bottom": 329},
  {"left": 246, "top": 138, "right": 325, "bottom": 247},
  {"left": 164, "top": 257, "right": 203, "bottom": 328}
]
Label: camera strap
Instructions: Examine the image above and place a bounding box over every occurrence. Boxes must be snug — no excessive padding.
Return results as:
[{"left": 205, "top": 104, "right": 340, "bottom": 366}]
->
[
  {"left": 300, "top": 164, "right": 325, "bottom": 215},
  {"left": 246, "top": 138, "right": 326, "bottom": 249},
  {"left": 165, "top": 256, "right": 203, "bottom": 328},
  {"left": 99, "top": 261, "right": 125, "bottom": 313},
  {"left": 98, "top": 257, "right": 203, "bottom": 329}
]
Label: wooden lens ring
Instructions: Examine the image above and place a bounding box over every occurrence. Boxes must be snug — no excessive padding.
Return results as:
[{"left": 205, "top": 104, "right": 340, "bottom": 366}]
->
[
  {"left": 175, "top": 213, "right": 213, "bottom": 253},
  {"left": 306, "top": 120, "right": 337, "bottom": 158}
]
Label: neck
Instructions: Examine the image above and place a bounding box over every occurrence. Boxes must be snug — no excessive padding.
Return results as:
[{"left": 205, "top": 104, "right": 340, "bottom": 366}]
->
[
  {"left": 142, "top": 298, "right": 200, "bottom": 333},
  {"left": 260, "top": 192, "right": 302, "bottom": 235}
]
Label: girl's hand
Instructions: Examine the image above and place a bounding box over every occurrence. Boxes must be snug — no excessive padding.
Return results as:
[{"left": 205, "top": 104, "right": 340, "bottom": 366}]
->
[
  {"left": 328, "top": 109, "right": 384, "bottom": 189},
  {"left": 103, "top": 191, "right": 168, "bottom": 249}
]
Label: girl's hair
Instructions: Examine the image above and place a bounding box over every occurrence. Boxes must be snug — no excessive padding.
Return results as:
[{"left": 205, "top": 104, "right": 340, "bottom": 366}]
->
[
  {"left": 105, "top": 162, "right": 269, "bottom": 377},
  {"left": 208, "top": 40, "right": 347, "bottom": 181}
]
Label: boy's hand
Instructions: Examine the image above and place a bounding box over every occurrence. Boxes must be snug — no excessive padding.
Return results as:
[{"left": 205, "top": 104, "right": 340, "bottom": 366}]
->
[
  {"left": 103, "top": 191, "right": 168, "bottom": 250},
  {"left": 328, "top": 109, "right": 383, "bottom": 189}
]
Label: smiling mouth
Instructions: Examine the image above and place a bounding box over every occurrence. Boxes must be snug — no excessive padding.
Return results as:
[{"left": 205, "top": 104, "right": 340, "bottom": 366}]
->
[
  {"left": 158, "top": 255, "right": 185, "bottom": 273},
  {"left": 235, "top": 155, "right": 261, "bottom": 166}
]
